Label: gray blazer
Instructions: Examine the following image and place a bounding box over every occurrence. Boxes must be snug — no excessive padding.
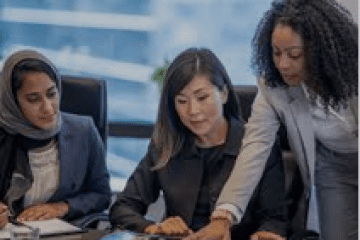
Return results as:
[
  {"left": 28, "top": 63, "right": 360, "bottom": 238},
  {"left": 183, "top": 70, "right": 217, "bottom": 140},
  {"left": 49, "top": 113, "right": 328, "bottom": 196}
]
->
[
  {"left": 216, "top": 78, "right": 358, "bottom": 226},
  {"left": 49, "top": 112, "right": 111, "bottom": 220}
]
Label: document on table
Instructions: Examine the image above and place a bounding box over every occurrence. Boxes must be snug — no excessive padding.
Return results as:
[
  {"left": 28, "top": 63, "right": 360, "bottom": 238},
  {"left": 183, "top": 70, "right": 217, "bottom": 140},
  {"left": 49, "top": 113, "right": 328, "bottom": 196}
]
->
[{"left": 0, "top": 218, "right": 82, "bottom": 239}]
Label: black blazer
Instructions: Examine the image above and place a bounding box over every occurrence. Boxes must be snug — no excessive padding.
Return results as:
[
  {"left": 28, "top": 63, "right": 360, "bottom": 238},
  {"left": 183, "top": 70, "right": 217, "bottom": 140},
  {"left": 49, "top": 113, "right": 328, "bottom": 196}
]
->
[{"left": 110, "top": 118, "right": 288, "bottom": 239}]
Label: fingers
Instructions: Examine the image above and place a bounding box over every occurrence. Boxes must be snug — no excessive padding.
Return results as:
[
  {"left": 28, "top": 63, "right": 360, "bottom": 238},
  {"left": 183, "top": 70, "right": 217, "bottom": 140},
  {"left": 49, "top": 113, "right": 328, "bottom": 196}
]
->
[
  {"left": 0, "top": 202, "right": 9, "bottom": 228},
  {"left": 184, "top": 220, "right": 230, "bottom": 240},
  {"left": 183, "top": 226, "right": 207, "bottom": 240},
  {"left": 144, "top": 224, "right": 162, "bottom": 235},
  {"left": 154, "top": 216, "right": 192, "bottom": 237},
  {"left": 183, "top": 233, "right": 197, "bottom": 240},
  {"left": 250, "top": 231, "right": 285, "bottom": 240},
  {"left": 17, "top": 203, "right": 65, "bottom": 221},
  {"left": 250, "top": 234, "right": 259, "bottom": 240},
  {"left": 37, "top": 212, "right": 57, "bottom": 221},
  {"left": 0, "top": 202, "right": 7, "bottom": 208},
  {"left": 17, "top": 206, "right": 47, "bottom": 221},
  {"left": 0, "top": 202, "right": 8, "bottom": 215},
  {"left": 223, "top": 231, "right": 231, "bottom": 240},
  {"left": 0, "top": 210, "right": 9, "bottom": 229}
]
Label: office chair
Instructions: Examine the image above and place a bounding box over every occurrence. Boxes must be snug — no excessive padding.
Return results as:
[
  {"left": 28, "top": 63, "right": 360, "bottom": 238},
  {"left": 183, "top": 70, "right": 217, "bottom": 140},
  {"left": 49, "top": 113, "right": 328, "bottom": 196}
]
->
[
  {"left": 60, "top": 75, "right": 107, "bottom": 147},
  {"left": 60, "top": 75, "right": 109, "bottom": 229}
]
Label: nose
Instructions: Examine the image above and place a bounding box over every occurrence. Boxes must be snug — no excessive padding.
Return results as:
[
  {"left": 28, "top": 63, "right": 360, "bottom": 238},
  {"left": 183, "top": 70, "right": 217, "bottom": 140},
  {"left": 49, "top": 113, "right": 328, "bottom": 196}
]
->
[
  {"left": 188, "top": 99, "right": 201, "bottom": 115},
  {"left": 41, "top": 98, "right": 54, "bottom": 114},
  {"left": 277, "top": 54, "right": 291, "bottom": 71}
]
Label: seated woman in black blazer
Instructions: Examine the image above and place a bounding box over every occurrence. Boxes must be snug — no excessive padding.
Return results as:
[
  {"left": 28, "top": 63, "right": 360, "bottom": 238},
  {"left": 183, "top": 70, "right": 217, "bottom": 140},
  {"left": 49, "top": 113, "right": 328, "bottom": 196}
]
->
[{"left": 110, "top": 48, "right": 288, "bottom": 240}]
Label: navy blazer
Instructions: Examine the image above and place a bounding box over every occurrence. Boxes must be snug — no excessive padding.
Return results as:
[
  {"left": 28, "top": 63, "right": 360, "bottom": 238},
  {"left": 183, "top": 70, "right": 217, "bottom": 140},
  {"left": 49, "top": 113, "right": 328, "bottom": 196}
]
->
[
  {"left": 48, "top": 112, "right": 111, "bottom": 220},
  {"left": 110, "top": 118, "right": 288, "bottom": 239}
]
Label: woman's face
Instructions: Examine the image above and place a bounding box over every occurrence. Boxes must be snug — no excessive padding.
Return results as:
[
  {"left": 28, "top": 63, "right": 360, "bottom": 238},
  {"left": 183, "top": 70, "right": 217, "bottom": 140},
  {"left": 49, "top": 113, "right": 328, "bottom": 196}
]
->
[
  {"left": 16, "top": 71, "right": 59, "bottom": 130},
  {"left": 272, "top": 23, "right": 306, "bottom": 87},
  {"left": 174, "top": 74, "right": 228, "bottom": 145}
]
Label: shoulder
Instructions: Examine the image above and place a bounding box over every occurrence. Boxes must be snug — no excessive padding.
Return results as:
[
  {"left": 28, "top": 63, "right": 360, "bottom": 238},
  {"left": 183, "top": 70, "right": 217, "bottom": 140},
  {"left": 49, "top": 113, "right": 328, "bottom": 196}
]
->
[
  {"left": 145, "top": 140, "right": 161, "bottom": 166},
  {"left": 61, "top": 112, "right": 93, "bottom": 124},
  {"left": 349, "top": 95, "right": 358, "bottom": 109},
  {"left": 257, "top": 77, "right": 288, "bottom": 98},
  {"left": 60, "top": 112, "right": 95, "bottom": 133},
  {"left": 256, "top": 77, "right": 291, "bottom": 109}
]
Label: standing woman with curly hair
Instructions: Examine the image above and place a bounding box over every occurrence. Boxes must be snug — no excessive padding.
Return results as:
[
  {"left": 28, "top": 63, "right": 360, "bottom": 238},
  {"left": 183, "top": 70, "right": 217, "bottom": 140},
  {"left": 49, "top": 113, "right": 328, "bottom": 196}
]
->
[{"left": 187, "top": 0, "right": 358, "bottom": 240}]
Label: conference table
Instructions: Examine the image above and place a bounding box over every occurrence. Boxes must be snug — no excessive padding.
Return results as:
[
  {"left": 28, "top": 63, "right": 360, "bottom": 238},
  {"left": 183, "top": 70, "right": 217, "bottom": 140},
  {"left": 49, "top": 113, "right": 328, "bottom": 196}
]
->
[
  {"left": 41, "top": 229, "right": 183, "bottom": 240},
  {"left": 40, "top": 229, "right": 110, "bottom": 240}
]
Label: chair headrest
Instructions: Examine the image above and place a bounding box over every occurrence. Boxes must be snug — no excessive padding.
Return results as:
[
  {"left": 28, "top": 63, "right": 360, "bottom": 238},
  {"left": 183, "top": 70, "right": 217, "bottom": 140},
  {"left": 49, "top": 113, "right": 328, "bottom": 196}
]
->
[
  {"left": 60, "top": 75, "right": 107, "bottom": 146},
  {"left": 234, "top": 85, "right": 290, "bottom": 151}
]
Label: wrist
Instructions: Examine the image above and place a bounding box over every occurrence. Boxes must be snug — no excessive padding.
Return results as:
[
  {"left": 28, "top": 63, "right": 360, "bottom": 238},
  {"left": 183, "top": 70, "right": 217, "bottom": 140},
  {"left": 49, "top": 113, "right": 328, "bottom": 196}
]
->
[
  {"left": 144, "top": 223, "right": 160, "bottom": 234},
  {"left": 58, "top": 202, "right": 70, "bottom": 216},
  {"left": 211, "top": 209, "right": 234, "bottom": 227}
]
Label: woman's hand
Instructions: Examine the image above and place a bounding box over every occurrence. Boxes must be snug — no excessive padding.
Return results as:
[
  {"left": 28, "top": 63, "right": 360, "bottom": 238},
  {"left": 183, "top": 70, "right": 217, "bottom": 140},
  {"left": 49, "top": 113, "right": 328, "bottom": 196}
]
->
[
  {"left": 17, "top": 202, "right": 69, "bottom": 221},
  {"left": 250, "top": 231, "right": 286, "bottom": 240},
  {"left": 184, "top": 219, "right": 231, "bottom": 240},
  {"left": 0, "top": 202, "right": 9, "bottom": 229},
  {"left": 144, "top": 216, "right": 193, "bottom": 237}
]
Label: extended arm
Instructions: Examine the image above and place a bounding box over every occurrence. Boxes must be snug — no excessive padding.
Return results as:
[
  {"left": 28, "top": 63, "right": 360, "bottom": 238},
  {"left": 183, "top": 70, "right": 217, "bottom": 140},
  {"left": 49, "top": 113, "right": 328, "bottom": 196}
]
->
[{"left": 215, "top": 81, "right": 281, "bottom": 222}]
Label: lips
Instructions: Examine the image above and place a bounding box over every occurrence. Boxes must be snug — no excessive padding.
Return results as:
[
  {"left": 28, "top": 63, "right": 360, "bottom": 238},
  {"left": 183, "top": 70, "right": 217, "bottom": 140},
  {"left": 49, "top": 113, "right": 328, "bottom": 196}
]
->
[
  {"left": 282, "top": 74, "right": 296, "bottom": 78},
  {"left": 40, "top": 115, "right": 55, "bottom": 122},
  {"left": 189, "top": 120, "right": 206, "bottom": 129},
  {"left": 190, "top": 119, "right": 204, "bottom": 124}
]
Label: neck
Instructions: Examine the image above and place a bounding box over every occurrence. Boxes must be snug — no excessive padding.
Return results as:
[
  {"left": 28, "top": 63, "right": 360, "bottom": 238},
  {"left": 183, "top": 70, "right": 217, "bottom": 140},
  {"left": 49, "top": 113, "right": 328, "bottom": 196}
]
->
[
  {"left": 195, "top": 118, "right": 228, "bottom": 148},
  {"left": 32, "top": 138, "right": 56, "bottom": 153}
]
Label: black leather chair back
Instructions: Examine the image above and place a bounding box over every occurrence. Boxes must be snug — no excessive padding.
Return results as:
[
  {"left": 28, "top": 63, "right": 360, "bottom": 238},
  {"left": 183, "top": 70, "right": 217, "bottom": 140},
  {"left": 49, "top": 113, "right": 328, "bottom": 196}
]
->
[
  {"left": 60, "top": 75, "right": 107, "bottom": 147},
  {"left": 234, "top": 85, "right": 290, "bottom": 151}
]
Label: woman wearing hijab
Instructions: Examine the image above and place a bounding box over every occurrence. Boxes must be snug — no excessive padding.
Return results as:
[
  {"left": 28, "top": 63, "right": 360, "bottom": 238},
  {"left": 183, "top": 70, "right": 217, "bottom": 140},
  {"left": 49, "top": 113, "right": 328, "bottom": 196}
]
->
[{"left": 0, "top": 49, "right": 111, "bottom": 228}]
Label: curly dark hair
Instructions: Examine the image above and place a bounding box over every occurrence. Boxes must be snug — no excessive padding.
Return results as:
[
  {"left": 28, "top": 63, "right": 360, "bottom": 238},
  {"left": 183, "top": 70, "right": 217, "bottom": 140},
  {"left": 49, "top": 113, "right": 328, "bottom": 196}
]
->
[{"left": 251, "top": 0, "right": 358, "bottom": 108}]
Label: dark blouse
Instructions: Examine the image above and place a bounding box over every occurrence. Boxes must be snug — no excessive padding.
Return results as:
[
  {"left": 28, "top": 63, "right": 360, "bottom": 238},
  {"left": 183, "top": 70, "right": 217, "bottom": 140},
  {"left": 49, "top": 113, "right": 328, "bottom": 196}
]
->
[{"left": 191, "top": 145, "right": 224, "bottom": 231}]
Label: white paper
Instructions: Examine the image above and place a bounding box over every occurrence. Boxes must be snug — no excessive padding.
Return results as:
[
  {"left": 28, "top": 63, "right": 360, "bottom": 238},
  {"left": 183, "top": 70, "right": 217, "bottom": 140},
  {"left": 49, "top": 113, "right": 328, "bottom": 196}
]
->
[{"left": 0, "top": 218, "right": 81, "bottom": 239}]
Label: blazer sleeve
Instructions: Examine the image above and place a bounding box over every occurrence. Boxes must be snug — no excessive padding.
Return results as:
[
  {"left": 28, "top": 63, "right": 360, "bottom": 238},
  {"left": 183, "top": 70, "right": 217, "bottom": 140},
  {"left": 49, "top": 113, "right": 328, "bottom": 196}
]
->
[
  {"left": 216, "top": 78, "right": 281, "bottom": 223},
  {"left": 109, "top": 142, "right": 162, "bottom": 233},
  {"left": 65, "top": 118, "right": 111, "bottom": 220},
  {"left": 252, "top": 139, "right": 288, "bottom": 237}
]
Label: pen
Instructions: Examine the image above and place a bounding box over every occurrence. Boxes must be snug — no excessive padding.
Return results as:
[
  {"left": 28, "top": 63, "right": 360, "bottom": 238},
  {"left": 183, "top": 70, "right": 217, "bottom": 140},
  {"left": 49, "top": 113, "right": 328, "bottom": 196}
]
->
[{"left": 8, "top": 210, "right": 37, "bottom": 231}]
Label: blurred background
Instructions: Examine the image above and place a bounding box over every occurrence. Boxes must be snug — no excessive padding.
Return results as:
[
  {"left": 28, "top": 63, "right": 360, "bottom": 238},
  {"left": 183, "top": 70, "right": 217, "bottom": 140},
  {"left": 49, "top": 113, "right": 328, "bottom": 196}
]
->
[{"left": 0, "top": 0, "right": 357, "bottom": 192}]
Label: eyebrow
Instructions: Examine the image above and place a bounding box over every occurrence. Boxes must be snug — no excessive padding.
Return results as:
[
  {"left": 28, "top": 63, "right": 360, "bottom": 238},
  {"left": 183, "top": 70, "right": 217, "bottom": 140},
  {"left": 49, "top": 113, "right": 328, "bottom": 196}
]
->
[
  {"left": 272, "top": 45, "right": 303, "bottom": 51},
  {"left": 25, "top": 85, "right": 57, "bottom": 97},
  {"left": 177, "top": 87, "right": 209, "bottom": 97},
  {"left": 47, "top": 86, "right": 57, "bottom": 91}
]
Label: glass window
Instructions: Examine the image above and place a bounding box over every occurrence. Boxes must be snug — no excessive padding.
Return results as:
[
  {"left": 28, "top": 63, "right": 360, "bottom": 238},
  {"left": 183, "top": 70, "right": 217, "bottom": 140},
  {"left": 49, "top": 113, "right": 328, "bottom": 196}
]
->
[{"left": 0, "top": 0, "right": 273, "bottom": 192}]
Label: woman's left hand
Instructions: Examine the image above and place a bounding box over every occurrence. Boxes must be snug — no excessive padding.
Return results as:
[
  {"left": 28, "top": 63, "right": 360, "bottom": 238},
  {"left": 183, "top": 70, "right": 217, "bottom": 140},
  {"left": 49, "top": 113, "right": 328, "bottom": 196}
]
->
[
  {"left": 184, "top": 219, "right": 231, "bottom": 240},
  {"left": 17, "top": 202, "right": 69, "bottom": 221},
  {"left": 250, "top": 231, "right": 286, "bottom": 240},
  {"left": 146, "top": 216, "right": 193, "bottom": 237},
  {"left": 0, "top": 202, "right": 9, "bottom": 228}
]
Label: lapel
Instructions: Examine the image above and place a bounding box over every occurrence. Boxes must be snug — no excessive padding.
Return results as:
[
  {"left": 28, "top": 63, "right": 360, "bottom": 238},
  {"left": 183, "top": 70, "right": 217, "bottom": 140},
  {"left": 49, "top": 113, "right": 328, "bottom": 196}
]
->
[
  {"left": 349, "top": 95, "right": 358, "bottom": 137},
  {"left": 164, "top": 146, "right": 203, "bottom": 225},
  {"left": 50, "top": 117, "right": 76, "bottom": 200},
  {"left": 286, "top": 86, "right": 315, "bottom": 185}
]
